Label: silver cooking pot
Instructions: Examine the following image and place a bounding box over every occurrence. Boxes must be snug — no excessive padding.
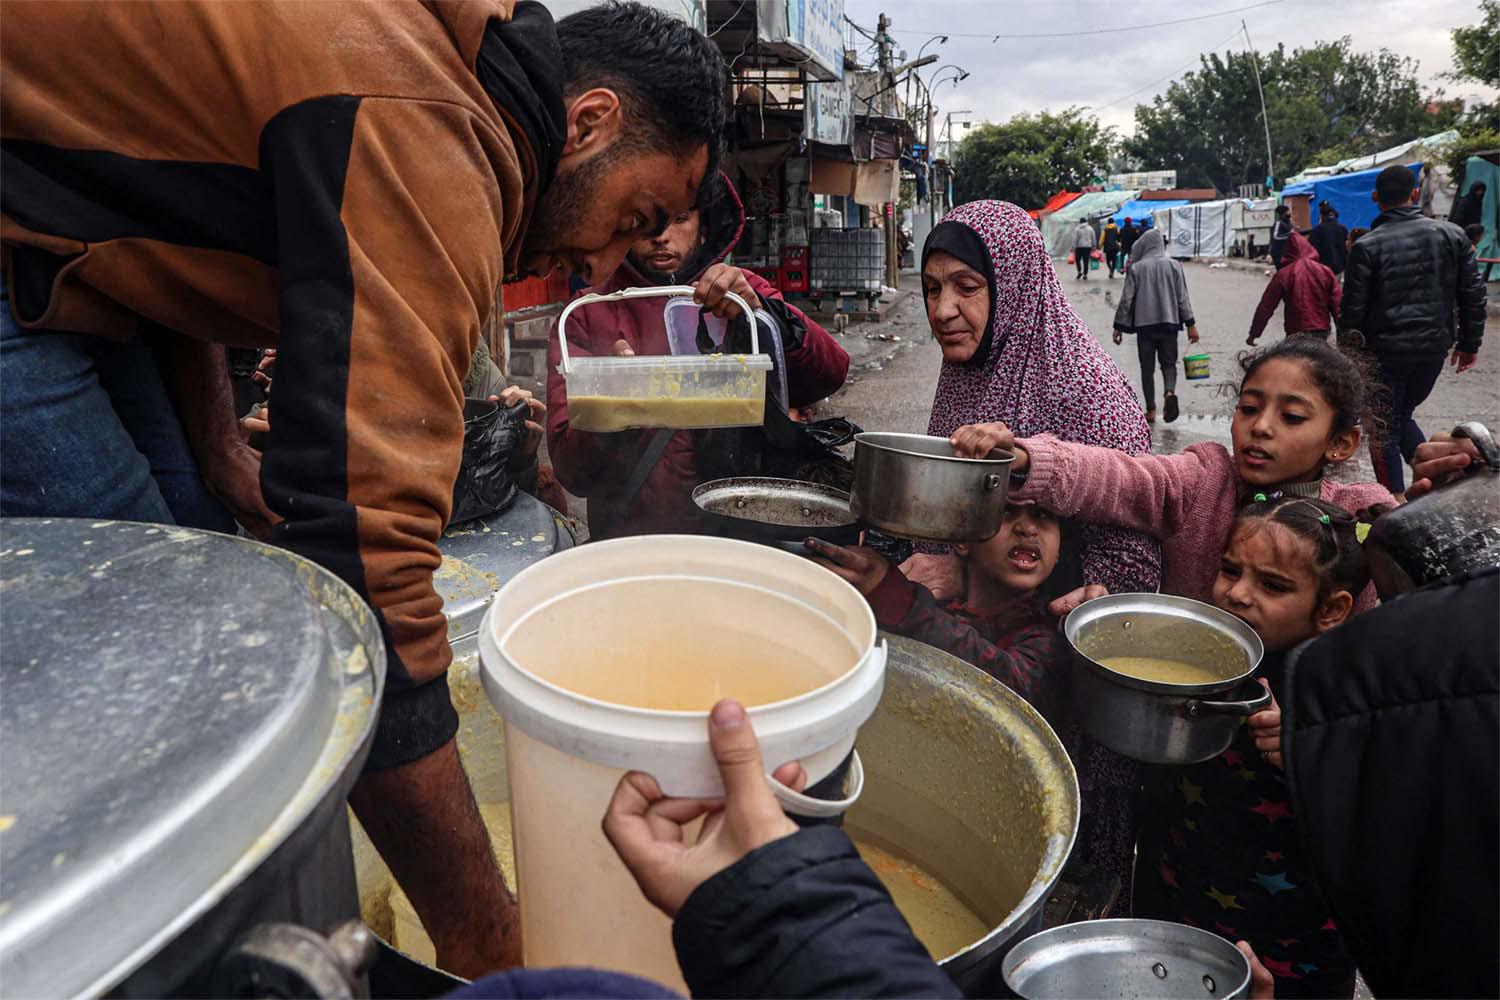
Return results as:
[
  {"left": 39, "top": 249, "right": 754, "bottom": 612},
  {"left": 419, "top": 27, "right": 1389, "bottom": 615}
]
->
[
  {"left": 0, "top": 518, "right": 385, "bottom": 998},
  {"left": 1063, "top": 594, "right": 1267, "bottom": 765},
  {"left": 850, "top": 432, "right": 1014, "bottom": 542}
]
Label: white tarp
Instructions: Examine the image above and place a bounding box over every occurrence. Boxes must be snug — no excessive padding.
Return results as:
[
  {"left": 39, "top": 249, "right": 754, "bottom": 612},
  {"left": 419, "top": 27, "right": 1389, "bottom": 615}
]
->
[
  {"left": 1041, "top": 190, "right": 1139, "bottom": 257},
  {"left": 1283, "top": 129, "right": 1460, "bottom": 186},
  {"left": 1152, "top": 200, "right": 1235, "bottom": 258}
]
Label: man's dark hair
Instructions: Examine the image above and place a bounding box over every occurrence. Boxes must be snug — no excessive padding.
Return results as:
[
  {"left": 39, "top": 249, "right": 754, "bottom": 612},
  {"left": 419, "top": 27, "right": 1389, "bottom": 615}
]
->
[
  {"left": 1375, "top": 165, "right": 1416, "bottom": 207},
  {"left": 1466, "top": 222, "right": 1485, "bottom": 245},
  {"left": 556, "top": 2, "right": 725, "bottom": 178}
]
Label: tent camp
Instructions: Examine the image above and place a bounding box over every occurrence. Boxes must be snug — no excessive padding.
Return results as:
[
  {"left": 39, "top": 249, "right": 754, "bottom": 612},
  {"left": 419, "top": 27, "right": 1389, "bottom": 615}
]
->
[
  {"left": 1282, "top": 162, "right": 1423, "bottom": 230},
  {"left": 1042, "top": 190, "right": 1139, "bottom": 257},
  {"left": 1113, "top": 198, "right": 1188, "bottom": 226},
  {"left": 1151, "top": 200, "right": 1237, "bottom": 258},
  {"left": 1029, "top": 190, "right": 1081, "bottom": 221}
]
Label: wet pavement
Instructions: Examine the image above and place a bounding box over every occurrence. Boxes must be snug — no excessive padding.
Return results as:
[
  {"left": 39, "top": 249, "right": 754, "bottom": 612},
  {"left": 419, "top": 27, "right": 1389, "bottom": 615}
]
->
[{"left": 823, "top": 264, "right": 1500, "bottom": 479}]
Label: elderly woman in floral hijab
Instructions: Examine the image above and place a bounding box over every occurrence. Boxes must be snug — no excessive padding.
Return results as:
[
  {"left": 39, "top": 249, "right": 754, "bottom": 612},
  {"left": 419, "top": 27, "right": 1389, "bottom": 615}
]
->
[{"left": 905, "top": 199, "right": 1160, "bottom": 912}]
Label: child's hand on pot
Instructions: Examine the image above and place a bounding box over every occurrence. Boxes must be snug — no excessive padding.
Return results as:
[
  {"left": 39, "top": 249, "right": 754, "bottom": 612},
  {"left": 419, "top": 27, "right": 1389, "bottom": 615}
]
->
[
  {"left": 603, "top": 700, "right": 806, "bottom": 918},
  {"left": 804, "top": 539, "right": 890, "bottom": 595},
  {"left": 1047, "top": 583, "right": 1110, "bottom": 619},
  {"left": 1248, "top": 678, "right": 1282, "bottom": 769},
  {"left": 950, "top": 421, "right": 1021, "bottom": 464}
]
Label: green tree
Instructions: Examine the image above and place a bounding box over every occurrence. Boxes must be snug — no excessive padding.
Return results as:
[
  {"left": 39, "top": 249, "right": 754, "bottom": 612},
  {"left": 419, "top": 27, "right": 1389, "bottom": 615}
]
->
[
  {"left": 952, "top": 109, "right": 1113, "bottom": 208},
  {"left": 1450, "top": 0, "right": 1500, "bottom": 130},
  {"left": 1122, "top": 39, "right": 1458, "bottom": 191}
]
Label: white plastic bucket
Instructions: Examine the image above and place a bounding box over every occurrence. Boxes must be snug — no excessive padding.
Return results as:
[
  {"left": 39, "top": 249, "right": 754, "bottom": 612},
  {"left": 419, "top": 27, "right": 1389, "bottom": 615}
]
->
[{"left": 478, "top": 535, "right": 885, "bottom": 985}]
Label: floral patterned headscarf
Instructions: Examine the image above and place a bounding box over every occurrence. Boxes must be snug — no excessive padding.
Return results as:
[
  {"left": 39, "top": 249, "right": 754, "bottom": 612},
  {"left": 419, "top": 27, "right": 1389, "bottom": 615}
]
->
[{"left": 924, "top": 200, "right": 1150, "bottom": 455}]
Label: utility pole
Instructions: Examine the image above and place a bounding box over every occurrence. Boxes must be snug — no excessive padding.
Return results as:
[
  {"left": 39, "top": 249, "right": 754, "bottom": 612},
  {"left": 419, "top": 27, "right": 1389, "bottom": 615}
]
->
[
  {"left": 877, "top": 13, "right": 899, "bottom": 288},
  {"left": 1243, "top": 20, "right": 1275, "bottom": 192}
]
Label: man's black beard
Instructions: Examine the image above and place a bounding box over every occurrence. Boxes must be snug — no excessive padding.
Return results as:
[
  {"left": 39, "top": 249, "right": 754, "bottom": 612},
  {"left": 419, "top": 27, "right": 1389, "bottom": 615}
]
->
[{"left": 519, "top": 150, "right": 610, "bottom": 281}]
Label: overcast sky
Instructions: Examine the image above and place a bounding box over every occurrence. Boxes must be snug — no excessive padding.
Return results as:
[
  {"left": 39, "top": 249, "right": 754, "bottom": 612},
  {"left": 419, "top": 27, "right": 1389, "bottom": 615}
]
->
[{"left": 842, "top": 0, "right": 1496, "bottom": 143}]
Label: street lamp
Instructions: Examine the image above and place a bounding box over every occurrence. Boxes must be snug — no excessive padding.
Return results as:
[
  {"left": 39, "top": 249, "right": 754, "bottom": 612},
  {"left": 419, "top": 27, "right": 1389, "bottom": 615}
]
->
[{"left": 907, "top": 33, "right": 947, "bottom": 107}]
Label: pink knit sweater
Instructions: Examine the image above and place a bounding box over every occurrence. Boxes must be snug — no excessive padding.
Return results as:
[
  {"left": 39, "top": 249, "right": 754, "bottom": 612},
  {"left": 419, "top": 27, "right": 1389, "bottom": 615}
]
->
[{"left": 1012, "top": 436, "right": 1396, "bottom": 606}]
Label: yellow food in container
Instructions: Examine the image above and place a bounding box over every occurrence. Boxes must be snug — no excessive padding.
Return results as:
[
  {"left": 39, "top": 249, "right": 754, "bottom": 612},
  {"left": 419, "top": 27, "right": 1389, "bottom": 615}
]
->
[{"left": 559, "top": 285, "right": 772, "bottom": 433}]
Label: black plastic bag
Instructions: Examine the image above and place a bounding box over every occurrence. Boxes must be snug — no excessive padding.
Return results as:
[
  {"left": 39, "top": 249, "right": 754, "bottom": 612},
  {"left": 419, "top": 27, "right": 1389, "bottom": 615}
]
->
[{"left": 450, "top": 398, "right": 527, "bottom": 526}]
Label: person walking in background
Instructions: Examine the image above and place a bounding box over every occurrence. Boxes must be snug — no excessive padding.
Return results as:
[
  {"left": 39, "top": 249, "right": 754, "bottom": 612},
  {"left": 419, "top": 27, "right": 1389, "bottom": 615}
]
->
[
  {"left": 1341, "top": 165, "right": 1488, "bottom": 495},
  {"left": 1306, "top": 201, "right": 1349, "bottom": 276},
  {"left": 1073, "top": 218, "right": 1097, "bottom": 279},
  {"left": 1119, "top": 217, "right": 1142, "bottom": 271},
  {"left": 1269, "top": 204, "right": 1294, "bottom": 268},
  {"left": 1112, "top": 228, "right": 1199, "bottom": 424},
  {"left": 1100, "top": 218, "right": 1122, "bottom": 278},
  {"left": 1466, "top": 223, "right": 1486, "bottom": 251},
  {"left": 1247, "top": 231, "right": 1341, "bottom": 344}
]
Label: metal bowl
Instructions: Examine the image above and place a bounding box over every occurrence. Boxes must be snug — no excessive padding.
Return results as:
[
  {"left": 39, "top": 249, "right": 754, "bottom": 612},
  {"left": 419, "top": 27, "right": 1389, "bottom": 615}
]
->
[
  {"left": 850, "top": 432, "right": 1013, "bottom": 542},
  {"left": 1003, "top": 919, "right": 1252, "bottom": 999},
  {"left": 692, "top": 477, "right": 860, "bottom": 551},
  {"left": 1063, "top": 594, "right": 1267, "bottom": 764}
]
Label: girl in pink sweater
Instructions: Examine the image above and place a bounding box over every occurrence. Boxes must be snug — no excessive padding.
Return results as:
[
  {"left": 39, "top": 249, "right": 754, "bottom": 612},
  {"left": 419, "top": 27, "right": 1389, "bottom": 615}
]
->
[{"left": 949, "top": 337, "right": 1395, "bottom": 605}]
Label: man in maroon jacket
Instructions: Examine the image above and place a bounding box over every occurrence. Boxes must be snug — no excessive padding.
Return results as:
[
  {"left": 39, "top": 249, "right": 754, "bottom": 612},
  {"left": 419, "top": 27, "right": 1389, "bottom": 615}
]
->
[
  {"left": 1246, "top": 231, "right": 1342, "bottom": 344},
  {"left": 547, "top": 178, "right": 849, "bottom": 539}
]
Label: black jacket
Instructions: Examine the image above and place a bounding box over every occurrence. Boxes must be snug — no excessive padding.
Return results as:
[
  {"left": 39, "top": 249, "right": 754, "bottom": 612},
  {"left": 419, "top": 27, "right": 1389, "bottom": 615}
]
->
[
  {"left": 1306, "top": 219, "right": 1348, "bottom": 275},
  {"left": 1284, "top": 567, "right": 1500, "bottom": 999},
  {"left": 674, "top": 827, "right": 962, "bottom": 998},
  {"left": 1340, "top": 206, "right": 1487, "bottom": 357}
]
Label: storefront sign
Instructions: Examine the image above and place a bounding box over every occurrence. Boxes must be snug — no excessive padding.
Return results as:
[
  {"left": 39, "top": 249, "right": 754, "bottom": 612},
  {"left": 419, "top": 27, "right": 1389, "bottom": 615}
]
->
[
  {"left": 804, "top": 78, "right": 852, "bottom": 146},
  {"left": 758, "top": 0, "right": 844, "bottom": 81}
]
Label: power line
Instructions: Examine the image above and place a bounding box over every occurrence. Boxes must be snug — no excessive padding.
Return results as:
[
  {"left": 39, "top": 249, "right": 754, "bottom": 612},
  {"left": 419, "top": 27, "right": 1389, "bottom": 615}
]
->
[
  {"left": 1088, "top": 26, "right": 1246, "bottom": 110},
  {"left": 882, "top": 0, "right": 1285, "bottom": 41}
]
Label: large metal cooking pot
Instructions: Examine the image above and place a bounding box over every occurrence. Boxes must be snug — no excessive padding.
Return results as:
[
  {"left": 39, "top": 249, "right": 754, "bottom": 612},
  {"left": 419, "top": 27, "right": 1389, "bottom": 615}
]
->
[
  {"left": 850, "top": 432, "right": 1014, "bottom": 542},
  {"left": 1063, "top": 594, "right": 1267, "bottom": 765},
  {"left": 1367, "top": 421, "right": 1500, "bottom": 597},
  {"left": 0, "top": 518, "right": 385, "bottom": 998},
  {"left": 353, "top": 634, "right": 1078, "bottom": 995},
  {"left": 1002, "top": 919, "right": 1252, "bottom": 999}
]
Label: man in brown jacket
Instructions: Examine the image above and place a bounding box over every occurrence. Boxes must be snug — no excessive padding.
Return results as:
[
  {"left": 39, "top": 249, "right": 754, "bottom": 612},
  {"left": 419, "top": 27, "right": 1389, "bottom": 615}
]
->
[{"left": 1, "top": 0, "right": 725, "bottom": 975}]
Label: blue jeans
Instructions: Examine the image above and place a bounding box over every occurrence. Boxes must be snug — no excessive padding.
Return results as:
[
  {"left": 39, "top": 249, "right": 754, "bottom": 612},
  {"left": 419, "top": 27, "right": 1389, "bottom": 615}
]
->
[
  {"left": 0, "top": 282, "right": 234, "bottom": 530},
  {"left": 1371, "top": 352, "right": 1446, "bottom": 495}
]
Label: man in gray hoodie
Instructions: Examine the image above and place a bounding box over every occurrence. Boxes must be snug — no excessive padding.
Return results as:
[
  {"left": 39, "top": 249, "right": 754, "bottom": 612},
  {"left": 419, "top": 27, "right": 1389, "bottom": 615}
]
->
[{"left": 1112, "top": 229, "right": 1200, "bottom": 423}]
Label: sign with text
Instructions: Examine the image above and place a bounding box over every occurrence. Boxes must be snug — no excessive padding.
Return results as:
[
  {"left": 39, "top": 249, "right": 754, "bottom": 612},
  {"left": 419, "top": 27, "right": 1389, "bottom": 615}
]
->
[
  {"left": 804, "top": 77, "right": 852, "bottom": 145},
  {"left": 759, "top": 0, "right": 844, "bottom": 81}
]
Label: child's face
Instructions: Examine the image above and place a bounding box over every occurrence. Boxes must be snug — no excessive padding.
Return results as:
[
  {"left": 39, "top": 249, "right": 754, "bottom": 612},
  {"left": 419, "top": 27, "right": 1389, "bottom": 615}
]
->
[
  {"left": 1232, "top": 358, "right": 1359, "bottom": 485},
  {"left": 962, "top": 504, "right": 1061, "bottom": 596},
  {"left": 1212, "top": 521, "right": 1352, "bottom": 653}
]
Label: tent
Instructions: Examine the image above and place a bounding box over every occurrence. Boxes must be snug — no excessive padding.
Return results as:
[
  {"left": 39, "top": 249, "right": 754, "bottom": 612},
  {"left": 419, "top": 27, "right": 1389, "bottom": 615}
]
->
[
  {"left": 1112, "top": 198, "right": 1188, "bottom": 226},
  {"left": 1282, "top": 162, "right": 1424, "bottom": 231},
  {"left": 1152, "top": 200, "right": 1236, "bottom": 258},
  {"left": 1041, "top": 190, "right": 1139, "bottom": 257},
  {"left": 1283, "top": 130, "right": 1460, "bottom": 186},
  {"left": 1458, "top": 155, "right": 1500, "bottom": 271},
  {"left": 1028, "top": 190, "right": 1080, "bottom": 220}
]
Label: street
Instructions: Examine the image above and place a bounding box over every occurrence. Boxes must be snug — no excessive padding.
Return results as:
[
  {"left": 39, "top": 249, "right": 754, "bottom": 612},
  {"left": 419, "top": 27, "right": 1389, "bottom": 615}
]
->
[{"left": 824, "top": 262, "right": 1500, "bottom": 480}]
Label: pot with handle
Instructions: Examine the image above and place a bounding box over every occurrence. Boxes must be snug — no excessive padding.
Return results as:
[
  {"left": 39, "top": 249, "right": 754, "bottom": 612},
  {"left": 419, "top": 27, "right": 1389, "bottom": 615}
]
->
[
  {"left": 1367, "top": 421, "right": 1500, "bottom": 597},
  {"left": 1063, "top": 593, "right": 1267, "bottom": 765},
  {"left": 850, "top": 432, "right": 1014, "bottom": 542}
]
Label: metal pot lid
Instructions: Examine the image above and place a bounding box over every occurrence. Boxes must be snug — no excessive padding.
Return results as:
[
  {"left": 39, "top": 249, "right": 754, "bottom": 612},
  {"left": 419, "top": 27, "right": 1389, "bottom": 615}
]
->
[
  {"left": 438, "top": 493, "right": 575, "bottom": 657},
  {"left": 0, "top": 519, "right": 385, "bottom": 999},
  {"left": 692, "top": 478, "right": 857, "bottom": 528},
  {"left": 1002, "top": 918, "right": 1251, "bottom": 999}
]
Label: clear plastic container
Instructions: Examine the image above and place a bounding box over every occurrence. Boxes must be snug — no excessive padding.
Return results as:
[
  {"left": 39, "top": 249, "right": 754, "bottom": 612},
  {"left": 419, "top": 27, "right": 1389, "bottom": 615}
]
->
[{"left": 559, "top": 285, "right": 772, "bottom": 432}]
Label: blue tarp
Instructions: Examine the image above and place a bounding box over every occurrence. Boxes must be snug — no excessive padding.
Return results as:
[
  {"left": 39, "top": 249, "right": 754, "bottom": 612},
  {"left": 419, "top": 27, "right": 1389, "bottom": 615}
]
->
[
  {"left": 1112, "top": 198, "right": 1188, "bottom": 226},
  {"left": 1282, "top": 162, "right": 1424, "bottom": 230}
]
